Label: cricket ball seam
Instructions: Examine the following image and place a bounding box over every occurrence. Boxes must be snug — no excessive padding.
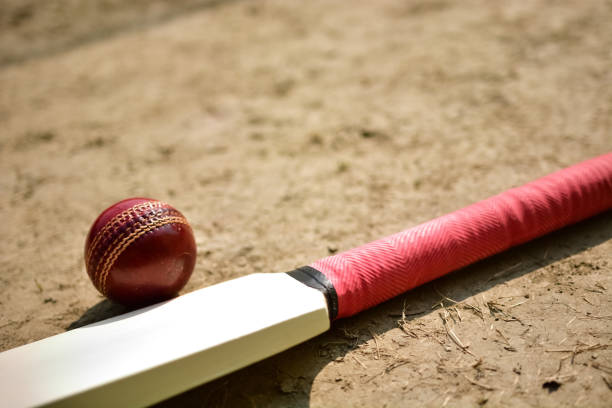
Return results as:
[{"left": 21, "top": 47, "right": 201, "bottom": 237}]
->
[
  {"left": 97, "top": 216, "right": 190, "bottom": 295},
  {"left": 85, "top": 201, "right": 166, "bottom": 267},
  {"left": 89, "top": 206, "right": 184, "bottom": 282}
]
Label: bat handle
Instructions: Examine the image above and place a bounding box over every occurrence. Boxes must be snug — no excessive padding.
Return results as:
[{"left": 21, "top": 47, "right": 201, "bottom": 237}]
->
[{"left": 303, "top": 153, "right": 612, "bottom": 319}]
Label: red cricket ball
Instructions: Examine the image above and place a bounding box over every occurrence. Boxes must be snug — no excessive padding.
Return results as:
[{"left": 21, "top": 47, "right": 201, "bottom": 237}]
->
[{"left": 84, "top": 197, "right": 197, "bottom": 306}]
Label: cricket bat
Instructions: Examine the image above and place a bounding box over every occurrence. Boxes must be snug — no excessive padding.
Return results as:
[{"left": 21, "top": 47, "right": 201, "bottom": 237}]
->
[{"left": 1, "top": 153, "right": 611, "bottom": 408}]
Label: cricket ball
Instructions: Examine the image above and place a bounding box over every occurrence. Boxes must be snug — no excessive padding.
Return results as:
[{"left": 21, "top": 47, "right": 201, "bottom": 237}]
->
[{"left": 84, "top": 198, "right": 197, "bottom": 306}]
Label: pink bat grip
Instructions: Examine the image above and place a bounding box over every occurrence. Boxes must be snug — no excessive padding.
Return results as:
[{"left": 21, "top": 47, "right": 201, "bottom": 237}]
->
[{"left": 311, "top": 153, "right": 612, "bottom": 319}]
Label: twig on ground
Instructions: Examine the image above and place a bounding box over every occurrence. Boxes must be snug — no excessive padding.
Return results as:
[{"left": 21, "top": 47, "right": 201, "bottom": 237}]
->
[
  {"left": 368, "top": 328, "right": 381, "bottom": 360},
  {"left": 578, "top": 315, "right": 612, "bottom": 321},
  {"left": 384, "top": 359, "right": 411, "bottom": 374},
  {"left": 454, "top": 306, "right": 463, "bottom": 322},
  {"left": 398, "top": 324, "right": 419, "bottom": 338},
  {"left": 486, "top": 300, "right": 524, "bottom": 325},
  {"left": 389, "top": 298, "right": 428, "bottom": 319},
  {"left": 388, "top": 310, "right": 427, "bottom": 318},
  {"left": 546, "top": 344, "right": 609, "bottom": 354},
  {"left": 556, "top": 302, "right": 579, "bottom": 312},
  {"left": 494, "top": 328, "right": 517, "bottom": 351},
  {"left": 508, "top": 299, "right": 528, "bottom": 309},
  {"left": 582, "top": 296, "right": 595, "bottom": 306},
  {"left": 463, "top": 374, "right": 496, "bottom": 391},
  {"left": 462, "top": 302, "right": 484, "bottom": 320},
  {"left": 434, "top": 287, "right": 459, "bottom": 304},
  {"left": 439, "top": 312, "right": 475, "bottom": 356},
  {"left": 34, "top": 279, "right": 43, "bottom": 293},
  {"left": 495, "top": 329, "right": 510, "bottom": 346},
  {"left": 352, "top": 355, "right": 367, "bottom": 369},
  {"left": 364, "top": 358, "right": 413, "bottom": 383}
]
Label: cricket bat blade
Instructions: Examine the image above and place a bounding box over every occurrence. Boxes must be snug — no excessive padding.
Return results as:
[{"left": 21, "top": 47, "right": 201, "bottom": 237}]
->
[{"left": 0, "top": 273, "right": 329, "bottom": 408}]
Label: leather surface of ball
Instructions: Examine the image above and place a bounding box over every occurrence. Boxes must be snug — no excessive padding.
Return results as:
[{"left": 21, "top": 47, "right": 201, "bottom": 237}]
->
[{"left": 84, "top": 198, "right": 197, "bottom": 306}]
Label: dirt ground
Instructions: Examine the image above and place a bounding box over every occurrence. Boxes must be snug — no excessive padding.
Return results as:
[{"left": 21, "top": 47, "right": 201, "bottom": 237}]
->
[{"left": 1, "top": 0, "right": 611, "bottom": 406}]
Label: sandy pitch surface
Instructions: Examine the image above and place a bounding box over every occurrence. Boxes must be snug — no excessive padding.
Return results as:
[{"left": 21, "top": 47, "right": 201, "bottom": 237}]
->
[{"left": 1, "top": 1, "right": 611, "bottom": 406}]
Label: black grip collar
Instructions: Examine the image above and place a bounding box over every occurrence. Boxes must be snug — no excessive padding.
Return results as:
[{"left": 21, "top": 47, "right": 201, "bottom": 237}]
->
[{"left": 286, "top": 266, "right": 338, "bottom": 321}]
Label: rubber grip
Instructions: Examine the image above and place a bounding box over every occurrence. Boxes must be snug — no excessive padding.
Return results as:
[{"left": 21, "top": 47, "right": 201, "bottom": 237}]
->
[{"left": 310, "top": 153, "right": 612, "bottom": 319}]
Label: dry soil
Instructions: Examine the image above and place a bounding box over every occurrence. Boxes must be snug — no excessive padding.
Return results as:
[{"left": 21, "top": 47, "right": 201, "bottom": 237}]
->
[{"left": 1, "top": 1, "right": 611, "bottom": 407}]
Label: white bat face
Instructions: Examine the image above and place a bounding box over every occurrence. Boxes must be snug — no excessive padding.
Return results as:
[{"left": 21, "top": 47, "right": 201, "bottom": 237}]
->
[{"left": 0, "top": 273, "right": 329, "bottom": 408}]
